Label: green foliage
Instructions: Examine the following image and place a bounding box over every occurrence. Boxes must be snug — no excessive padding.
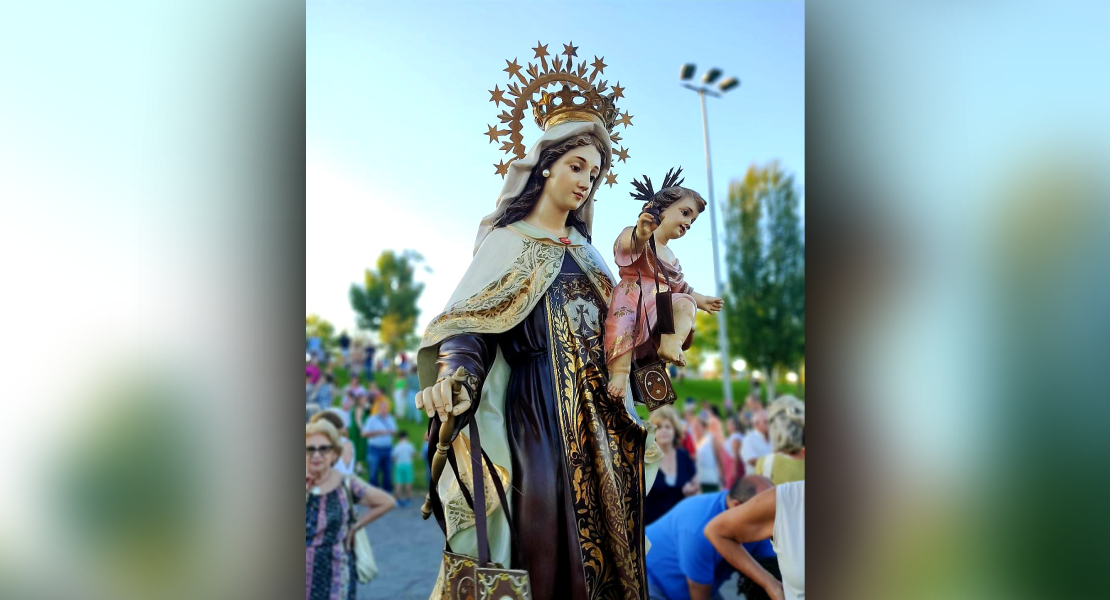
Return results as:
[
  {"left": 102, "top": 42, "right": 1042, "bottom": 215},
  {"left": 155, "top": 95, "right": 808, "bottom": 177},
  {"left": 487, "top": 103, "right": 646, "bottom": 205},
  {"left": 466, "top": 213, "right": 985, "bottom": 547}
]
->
[
  {"left": 686, "top": 311, "right": 720, "bottom": 371},
  {"left": 349, "top": 250, "right": 427, "bottom": 357},
  {"left": 634, "top": 377, "right": 801, "bottom": 420},
  {"left": 723, "top": 162, "right": 806, "bottom": 386},
  {"left": 306, "top": 313, "right": 337, "bottom": 350}
]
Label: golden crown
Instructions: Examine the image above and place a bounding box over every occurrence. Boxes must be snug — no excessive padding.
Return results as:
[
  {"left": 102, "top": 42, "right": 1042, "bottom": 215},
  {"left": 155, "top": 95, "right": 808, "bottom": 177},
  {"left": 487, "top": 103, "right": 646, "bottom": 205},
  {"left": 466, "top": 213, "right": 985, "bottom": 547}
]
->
[{"left": 485, "top": 41, "right": 633, "bottom": 187}]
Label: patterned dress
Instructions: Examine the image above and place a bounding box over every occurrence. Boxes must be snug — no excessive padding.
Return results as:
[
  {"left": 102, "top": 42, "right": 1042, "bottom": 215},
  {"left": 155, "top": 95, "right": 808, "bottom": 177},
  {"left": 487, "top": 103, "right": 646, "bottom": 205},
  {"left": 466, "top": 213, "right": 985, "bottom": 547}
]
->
[
  {"left": 603, "top": 226, "right": 694, "bottom": 363},
  {"left": 306, "top": 478, "right": 370, "bottom": 600}
]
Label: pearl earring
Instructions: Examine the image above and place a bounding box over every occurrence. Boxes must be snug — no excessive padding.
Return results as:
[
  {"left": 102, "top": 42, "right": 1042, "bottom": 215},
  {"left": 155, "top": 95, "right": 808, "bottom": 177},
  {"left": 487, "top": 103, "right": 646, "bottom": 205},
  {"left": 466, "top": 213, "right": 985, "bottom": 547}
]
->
[{"left": 542, "top": 169, "right": 551, "bottom": 178}]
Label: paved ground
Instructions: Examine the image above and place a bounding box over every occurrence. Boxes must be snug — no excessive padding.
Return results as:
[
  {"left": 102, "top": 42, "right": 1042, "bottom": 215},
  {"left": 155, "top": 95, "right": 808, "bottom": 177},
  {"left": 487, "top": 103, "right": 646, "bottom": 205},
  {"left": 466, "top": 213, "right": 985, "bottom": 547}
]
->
[
  {"left": 357, "top": 501, "right": 443, "bottom": 600},
  {"left": 356, "top": 501, "right": 744, "bottom": 600}
]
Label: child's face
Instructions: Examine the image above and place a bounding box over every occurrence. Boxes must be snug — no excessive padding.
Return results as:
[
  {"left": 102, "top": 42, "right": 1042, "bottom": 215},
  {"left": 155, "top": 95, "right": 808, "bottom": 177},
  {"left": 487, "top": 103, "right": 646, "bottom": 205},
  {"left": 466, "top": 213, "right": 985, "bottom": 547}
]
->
[{"left": 659, "top": 196, "right": 702, "bottom": 240}]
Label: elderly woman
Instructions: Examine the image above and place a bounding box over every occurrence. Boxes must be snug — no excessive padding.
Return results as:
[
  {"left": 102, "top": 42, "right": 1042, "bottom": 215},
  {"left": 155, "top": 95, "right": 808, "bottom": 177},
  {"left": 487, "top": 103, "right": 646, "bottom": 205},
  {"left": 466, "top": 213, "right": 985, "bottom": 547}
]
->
[
  {"left": 306, "top": 420, "right": 395, "bottom": 600},
  {"left": 643, "top": 406, "right": 699, "bottom": 525},
  {"left": 753, "top": 395, "right": 805, "bottom": 485},
  {"left": 311, "top": 410, "right": 357, "bottom": 476}
]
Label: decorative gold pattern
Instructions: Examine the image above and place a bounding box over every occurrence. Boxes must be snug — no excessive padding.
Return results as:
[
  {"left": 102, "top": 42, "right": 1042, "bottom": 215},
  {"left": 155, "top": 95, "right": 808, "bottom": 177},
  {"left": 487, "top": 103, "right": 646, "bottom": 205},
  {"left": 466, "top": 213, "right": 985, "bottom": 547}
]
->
[
  {"left": 484, "top": 41, "right": 633, "bottom": 181},
  {"left": 441, "top": 550, "right": 479, "bottom": 600},
  {"left": 569, "top": 245, "right": 615, "bottom": 305},
  {"left": 443, "top": 436, "right": 513, "bottom": 539},
  {"left": 477, "top": 568, "right": 534, "bottom": 600},
  {"left": 544, "top": 272, "right": 647, "bottom": 600},
  {"left": 423, "top": 239, "right": 564, "bottom": 347},
  {"left": 424, "top": 239, "right": 617, "bottom": 352}
]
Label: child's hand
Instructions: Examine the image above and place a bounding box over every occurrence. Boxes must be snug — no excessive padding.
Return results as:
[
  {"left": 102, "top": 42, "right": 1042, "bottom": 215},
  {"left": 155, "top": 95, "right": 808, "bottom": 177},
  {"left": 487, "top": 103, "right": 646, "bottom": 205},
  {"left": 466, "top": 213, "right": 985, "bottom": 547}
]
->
[
  {"left": 636, "top": 211, "right": 660, "bottom": 238},
  {"left": 696, "top": 293, "right": 723, "bottom": 313}
]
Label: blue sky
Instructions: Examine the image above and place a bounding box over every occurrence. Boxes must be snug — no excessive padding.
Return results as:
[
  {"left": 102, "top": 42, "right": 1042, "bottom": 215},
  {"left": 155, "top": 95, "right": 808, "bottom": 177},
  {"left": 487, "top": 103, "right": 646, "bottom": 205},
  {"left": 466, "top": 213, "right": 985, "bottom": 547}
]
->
[{"left": 307, "top": 0, "right": 804, "bottom": 334}]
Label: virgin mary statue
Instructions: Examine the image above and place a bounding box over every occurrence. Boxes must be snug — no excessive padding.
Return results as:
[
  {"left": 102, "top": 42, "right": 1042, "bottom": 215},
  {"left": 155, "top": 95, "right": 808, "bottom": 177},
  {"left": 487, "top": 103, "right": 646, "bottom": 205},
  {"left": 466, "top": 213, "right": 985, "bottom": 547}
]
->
[{"left": 415, "top": 43, "right": 660, "bottom": 600}]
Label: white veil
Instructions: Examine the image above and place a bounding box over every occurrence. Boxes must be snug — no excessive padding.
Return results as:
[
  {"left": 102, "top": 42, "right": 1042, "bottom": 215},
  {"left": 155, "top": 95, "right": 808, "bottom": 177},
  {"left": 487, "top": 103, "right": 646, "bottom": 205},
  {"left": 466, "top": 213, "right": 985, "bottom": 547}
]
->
[{"left": 472, "top": 119, "right": 613, "bottom": 254}]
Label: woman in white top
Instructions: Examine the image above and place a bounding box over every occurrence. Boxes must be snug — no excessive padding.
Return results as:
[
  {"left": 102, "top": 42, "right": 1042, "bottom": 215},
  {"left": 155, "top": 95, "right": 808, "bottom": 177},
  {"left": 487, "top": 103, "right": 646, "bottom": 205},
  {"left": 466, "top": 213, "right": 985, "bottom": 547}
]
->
[
  {"left": 695, "top": 416, "right": 722, "bottom": 492},
  {"left": 704, "top": 480, "right": 806, "bottom": 600}
]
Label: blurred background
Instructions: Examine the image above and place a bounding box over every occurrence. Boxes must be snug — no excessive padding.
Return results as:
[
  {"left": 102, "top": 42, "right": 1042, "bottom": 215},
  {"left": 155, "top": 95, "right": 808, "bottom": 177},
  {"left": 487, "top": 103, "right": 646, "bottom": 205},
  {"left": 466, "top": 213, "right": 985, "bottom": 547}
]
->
[{"left": 4, "top": 0, "right": 1110, "bottom": 599}]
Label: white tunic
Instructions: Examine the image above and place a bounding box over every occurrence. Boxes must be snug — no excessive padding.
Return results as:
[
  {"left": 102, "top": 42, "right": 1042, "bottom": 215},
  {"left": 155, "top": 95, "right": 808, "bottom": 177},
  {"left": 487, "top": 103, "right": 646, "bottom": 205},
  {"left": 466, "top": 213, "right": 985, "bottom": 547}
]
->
[{"left": 773, "top": 481, "right": 806, "bottom": 600}]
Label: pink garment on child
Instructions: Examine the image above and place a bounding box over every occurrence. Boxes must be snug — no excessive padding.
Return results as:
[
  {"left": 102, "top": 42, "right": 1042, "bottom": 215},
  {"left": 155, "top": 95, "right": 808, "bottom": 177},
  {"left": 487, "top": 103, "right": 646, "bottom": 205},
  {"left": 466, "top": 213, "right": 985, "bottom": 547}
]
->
[{"left": 603, "top": 226, "right": 694, "bottom": 363}]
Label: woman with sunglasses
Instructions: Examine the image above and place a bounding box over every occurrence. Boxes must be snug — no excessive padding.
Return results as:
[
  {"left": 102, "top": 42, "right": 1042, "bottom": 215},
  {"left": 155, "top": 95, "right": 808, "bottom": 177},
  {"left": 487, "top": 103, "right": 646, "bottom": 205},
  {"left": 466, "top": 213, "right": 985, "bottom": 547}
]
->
[{"left": 306, "top": 420, "right": 395, "bottom": 600}]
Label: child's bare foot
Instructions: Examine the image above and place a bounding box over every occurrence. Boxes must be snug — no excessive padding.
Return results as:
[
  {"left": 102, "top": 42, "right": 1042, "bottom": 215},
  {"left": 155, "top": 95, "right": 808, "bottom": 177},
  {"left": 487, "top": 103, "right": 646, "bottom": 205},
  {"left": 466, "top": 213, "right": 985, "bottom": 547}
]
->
[
  {"left": 607, "top": 372, "right": 629, "bottom": 398},
  {"left": 658, "top": 335, "right": 685, "bottom": 365}
]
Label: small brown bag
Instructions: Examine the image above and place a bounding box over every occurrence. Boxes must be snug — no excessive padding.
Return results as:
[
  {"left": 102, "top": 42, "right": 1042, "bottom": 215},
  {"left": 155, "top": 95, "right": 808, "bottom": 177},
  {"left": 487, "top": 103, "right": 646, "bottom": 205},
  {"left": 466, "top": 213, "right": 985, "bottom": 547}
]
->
[
  {"left": 632, "top": 360, "right": 677, "bottom": 411},
  {"left": 430, "top": 418, "right": 532, "bottom": 600}
]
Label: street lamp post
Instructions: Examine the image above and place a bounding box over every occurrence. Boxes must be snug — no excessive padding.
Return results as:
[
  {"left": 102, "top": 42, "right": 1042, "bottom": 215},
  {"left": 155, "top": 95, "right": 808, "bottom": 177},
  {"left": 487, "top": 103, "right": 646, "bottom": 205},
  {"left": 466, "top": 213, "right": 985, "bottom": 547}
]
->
[{"left": 680, "top": 64, "right": 740, "bottom": 408}]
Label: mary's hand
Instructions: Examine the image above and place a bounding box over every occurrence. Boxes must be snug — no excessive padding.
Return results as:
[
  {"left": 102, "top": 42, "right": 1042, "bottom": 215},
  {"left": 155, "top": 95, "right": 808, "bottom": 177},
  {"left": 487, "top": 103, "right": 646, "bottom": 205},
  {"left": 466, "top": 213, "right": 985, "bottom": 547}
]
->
[{"left": 414, "top": 367, "right": 473, "bottom": 422}]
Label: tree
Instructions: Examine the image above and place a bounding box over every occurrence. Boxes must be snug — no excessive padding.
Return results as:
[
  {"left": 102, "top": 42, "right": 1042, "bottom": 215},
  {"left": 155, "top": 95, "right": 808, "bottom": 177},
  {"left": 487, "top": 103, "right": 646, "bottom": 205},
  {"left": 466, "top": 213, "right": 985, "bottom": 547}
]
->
[
  {"left": 723, "top": 162, "right": 805, "bottom": 400},
  {"left": 349, "top": 250, "right": 426, "bottom": 359},
  {"left": 306, "top": 313, "right": 336, "bottom": 350},
  {"left": 687, "top": 310, "right": 720, "bottom": 372}
]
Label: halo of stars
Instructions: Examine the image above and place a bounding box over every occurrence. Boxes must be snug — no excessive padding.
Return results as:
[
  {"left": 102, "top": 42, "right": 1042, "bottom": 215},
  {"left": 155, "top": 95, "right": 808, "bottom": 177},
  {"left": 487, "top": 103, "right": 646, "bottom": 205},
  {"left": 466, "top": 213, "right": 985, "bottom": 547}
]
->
[{"left": 484, "top": 41, "right": 632, "bottom": 188}]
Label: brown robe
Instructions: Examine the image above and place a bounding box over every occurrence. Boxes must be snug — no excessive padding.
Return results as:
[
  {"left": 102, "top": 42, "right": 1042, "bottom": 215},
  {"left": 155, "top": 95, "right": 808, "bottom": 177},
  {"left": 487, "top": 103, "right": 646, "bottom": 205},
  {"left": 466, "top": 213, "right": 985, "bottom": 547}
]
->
[{"left": 430, "top": 253, "right": 649, "bottom": 600}]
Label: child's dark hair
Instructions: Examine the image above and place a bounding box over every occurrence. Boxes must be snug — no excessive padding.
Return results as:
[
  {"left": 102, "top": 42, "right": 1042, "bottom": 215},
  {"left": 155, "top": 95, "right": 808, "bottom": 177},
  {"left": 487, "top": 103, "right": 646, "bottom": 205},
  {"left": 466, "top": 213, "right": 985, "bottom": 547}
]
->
[
  {"left": 398, "top": 431, "right": 409, "bottom": 440},
  {"left": 629, "top": 167, "right": 706, "bottom": 220}
]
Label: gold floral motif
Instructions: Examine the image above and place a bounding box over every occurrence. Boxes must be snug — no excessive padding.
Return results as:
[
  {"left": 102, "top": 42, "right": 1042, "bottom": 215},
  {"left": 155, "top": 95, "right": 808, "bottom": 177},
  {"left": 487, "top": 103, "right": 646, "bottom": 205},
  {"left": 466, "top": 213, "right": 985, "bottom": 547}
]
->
[
  {"left": 545, "top": 272, "right": 647, "bottom": 600},
  {"left": 423, "top": 239, "right": 564, "bottom": 347},
  {"left": 442, "top": 435, "right": 512, "bottom": 539},
  {"left": 477, "top": 568, "right": 533, "bottom": 600},
  {"left": 570, "top": 245, "right": 615, "bottom": 305}
]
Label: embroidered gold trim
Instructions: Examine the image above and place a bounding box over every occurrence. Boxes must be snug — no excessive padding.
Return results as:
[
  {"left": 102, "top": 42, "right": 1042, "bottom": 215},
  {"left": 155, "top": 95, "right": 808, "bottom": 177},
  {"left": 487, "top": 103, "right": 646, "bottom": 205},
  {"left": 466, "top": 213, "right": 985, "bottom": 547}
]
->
[
  {"left": 569, "top": 245, "right": 615, "bottom": 305},
  {"left": 544, "top": 272, "right": 648, "bottom": 599},
  {"left": 442, "top": 436, "right": 512, "bottom": 539},
  {"left": 423, "top": 239, "right": 563, "bottom": 348}
]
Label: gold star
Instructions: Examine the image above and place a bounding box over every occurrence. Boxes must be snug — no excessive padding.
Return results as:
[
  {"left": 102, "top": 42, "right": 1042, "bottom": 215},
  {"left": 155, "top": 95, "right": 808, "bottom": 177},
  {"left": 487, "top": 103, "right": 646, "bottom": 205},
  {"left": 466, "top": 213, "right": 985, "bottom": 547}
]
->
[
  {"left": 532, "top": 41, "right": 549, "bottom": 60},
  {"left": 562, "top": 41, "right": 578, "bottom": 60},
  {"left": 610, "top": 132, "right": 622, "bottom": 143},
  {"left": 619, "top": 111, "right": 633, "bottom": 128},
  {"left": 611, "top": 82, "right": 625, "bottom": 99},
  {"left": 590, "top": 56, "right": 606, "bottom": 74},
  {"left": 615, "top": 146, "right": 630, "bottom": 163},
  {"left": 604, "top": 172, "right": 618, "bottom": 187},
  {"left": 489, "top": 85, "right": 506, "bottom": 106},
  {"left": 485, "top": 125, "right": 504, "bottom": 143},
  {"left": 494, "top": 159, "right": 511, "bottom": 178},
  {"left": 504, "top": 58, "right": 523, "bottom": 80}
]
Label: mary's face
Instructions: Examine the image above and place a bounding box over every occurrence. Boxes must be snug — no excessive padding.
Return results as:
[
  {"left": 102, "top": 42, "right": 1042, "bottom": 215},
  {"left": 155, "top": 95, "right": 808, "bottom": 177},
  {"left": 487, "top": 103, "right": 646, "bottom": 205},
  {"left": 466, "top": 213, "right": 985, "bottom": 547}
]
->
[{"left": 544, "top": 144, "right": 602, "bottom": 213}]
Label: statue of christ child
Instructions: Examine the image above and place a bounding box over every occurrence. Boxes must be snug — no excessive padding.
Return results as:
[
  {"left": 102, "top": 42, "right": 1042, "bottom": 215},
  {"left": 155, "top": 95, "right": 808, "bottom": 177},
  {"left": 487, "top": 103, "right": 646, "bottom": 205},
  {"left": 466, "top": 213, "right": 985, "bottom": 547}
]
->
[{"left": 604, "top": 168, "right": 723, "bottom": 399}]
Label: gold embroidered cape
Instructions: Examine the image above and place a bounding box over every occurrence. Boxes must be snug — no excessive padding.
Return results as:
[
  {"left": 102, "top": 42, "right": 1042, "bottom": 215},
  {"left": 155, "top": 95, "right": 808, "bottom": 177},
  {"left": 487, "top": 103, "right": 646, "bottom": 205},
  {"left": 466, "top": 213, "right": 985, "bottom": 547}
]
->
[{"left": 418, "top": 222, "right": 661, "bottom": 599}]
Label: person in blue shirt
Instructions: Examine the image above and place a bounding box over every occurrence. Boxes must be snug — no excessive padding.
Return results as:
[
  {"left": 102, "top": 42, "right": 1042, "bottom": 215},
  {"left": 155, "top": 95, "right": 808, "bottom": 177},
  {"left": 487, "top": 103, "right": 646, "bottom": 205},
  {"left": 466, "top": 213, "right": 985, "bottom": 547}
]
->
[{"left": 645, "top": 475, "right": 776, "bottom": 600}]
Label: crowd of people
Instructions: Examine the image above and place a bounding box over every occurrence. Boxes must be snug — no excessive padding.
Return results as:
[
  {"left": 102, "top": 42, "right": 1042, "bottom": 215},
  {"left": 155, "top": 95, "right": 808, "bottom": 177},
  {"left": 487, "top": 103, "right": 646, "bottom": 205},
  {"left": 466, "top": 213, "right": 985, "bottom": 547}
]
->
[
  {"left": 306, "top": 336, "right": 804, "bottom": 600},
  {"left": 640, "top": 392, "right": 806, "bottom": 600},
  {"left": 305, "top": 343, "right": 430, "bottom": 505},
  {"left": 306, "top": 341, "right": 437, "bottom": 600}
]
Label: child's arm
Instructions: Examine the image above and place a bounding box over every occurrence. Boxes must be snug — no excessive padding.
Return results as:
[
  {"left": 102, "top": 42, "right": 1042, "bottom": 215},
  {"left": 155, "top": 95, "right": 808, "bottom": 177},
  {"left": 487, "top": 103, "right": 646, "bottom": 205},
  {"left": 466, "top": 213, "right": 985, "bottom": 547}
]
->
[{"left": 691, "top": 291, "right": 724, "bottom": 313}]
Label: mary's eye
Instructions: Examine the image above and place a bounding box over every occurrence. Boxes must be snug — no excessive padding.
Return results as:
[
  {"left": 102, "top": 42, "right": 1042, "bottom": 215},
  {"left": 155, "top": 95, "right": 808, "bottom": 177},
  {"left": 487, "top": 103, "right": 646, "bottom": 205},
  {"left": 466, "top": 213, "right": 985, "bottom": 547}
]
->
[{"left": 571, "top": 165, "right": 580, "bottom": 172}]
